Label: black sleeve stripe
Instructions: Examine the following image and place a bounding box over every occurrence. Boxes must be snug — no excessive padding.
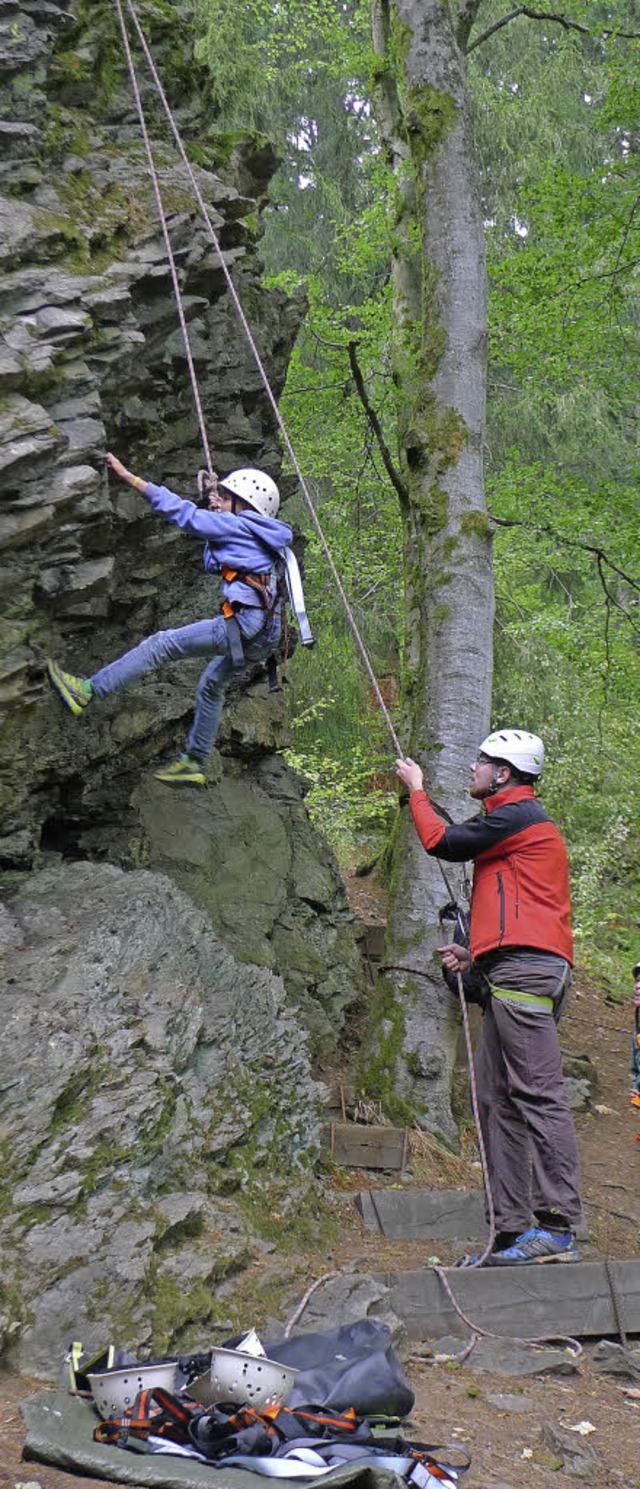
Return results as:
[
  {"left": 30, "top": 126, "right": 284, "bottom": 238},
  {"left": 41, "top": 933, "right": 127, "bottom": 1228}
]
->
[{"left": 429, "top": 799, "right": 549, "bottom": 863}]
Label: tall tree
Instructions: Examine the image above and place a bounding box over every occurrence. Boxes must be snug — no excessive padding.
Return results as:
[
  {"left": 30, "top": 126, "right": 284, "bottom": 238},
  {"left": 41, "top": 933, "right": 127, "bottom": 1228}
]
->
[{"left": 366, "top": 1, "right": 493, "bottom": 1141}]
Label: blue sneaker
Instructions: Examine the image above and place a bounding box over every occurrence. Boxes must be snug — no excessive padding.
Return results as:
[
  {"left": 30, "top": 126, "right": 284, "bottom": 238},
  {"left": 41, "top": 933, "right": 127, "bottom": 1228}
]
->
[
  {"left": 487, "top": 1226, "right": 580, "bottom": 1265},
  {"left": 455, "top": 1230, "right": 522, "bottom": 1268}
]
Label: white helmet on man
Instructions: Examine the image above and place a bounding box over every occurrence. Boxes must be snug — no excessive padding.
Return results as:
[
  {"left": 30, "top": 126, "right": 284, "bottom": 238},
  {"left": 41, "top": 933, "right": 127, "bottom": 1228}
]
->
[
  {"left": 219, "top": 468, "right": 280, "bottom": 518},
  {"left": 479, "top": 729, "right": 544, "bottom": 778}
]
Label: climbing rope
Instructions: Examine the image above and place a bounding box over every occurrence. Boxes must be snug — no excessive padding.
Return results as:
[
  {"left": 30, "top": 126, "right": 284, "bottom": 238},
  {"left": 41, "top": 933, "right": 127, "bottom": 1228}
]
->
[
  {"left": 114, "top": 0, "right": 214, "bottom": 477},
  {"left": 116, "top": 0, "right": 402, "bottom": 757}
]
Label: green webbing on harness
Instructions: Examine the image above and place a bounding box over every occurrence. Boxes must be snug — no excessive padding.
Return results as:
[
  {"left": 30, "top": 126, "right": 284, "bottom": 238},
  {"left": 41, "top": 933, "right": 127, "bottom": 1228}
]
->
[{"left": 489, "top": 982, "right": 553, "bottom": 1013}]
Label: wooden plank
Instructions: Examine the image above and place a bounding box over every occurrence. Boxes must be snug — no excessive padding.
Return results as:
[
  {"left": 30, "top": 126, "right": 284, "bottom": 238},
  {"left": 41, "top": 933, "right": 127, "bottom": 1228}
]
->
[
  {"left": 320, "top": 1121, "right": 408, "bottom": 1170},
  {"left": 379, "top": 1260, "right": 640, "bottom": 1340},
  {"left": 362, "top": 925, "right": 386, "bottom": 961},
  {"left": 356, "top": 1190, "right": 383, "bottom": 1232},
  {"left": 357, "top": 1187, "right": 488, "bottom": 1240},
  {"left": 325, "top": 1082, "right": 356, "bottom": 1116},
  {"left": 358, "top": 1187, "right": 590, "bottom": 1244}
]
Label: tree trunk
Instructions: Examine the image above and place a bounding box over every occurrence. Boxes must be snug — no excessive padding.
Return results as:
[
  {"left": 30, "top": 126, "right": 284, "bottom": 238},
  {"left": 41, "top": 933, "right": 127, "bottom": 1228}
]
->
[{"left": 367, "top": 0, "right": 493, "bottom": 1143}]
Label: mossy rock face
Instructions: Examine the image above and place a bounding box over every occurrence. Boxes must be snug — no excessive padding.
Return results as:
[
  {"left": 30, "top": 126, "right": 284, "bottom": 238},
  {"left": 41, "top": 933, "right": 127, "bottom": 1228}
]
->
[
  {"left": 0, "top": 862, "right": 324, "bottom": 1374},
  {"left": 132, "top": 760, "right": 364, "bottom": 1055}
]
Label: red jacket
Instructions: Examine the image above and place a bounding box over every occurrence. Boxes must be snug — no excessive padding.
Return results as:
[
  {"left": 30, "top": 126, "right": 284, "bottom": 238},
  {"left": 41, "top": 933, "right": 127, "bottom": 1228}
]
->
[{"left": 410, "top": 784, "right": 573, "bottom": 964}]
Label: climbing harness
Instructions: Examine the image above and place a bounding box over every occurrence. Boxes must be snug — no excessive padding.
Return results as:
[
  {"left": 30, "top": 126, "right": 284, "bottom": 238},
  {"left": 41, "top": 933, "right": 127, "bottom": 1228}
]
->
[
  {"left": 220, "top": 563, "right": 277, "bottom": 681},
  {"left": 196, "top": 466, "right": 314, "bottom": 684},
  {"left": 218, "top": 547, "right": 312, "bottom": 691}
]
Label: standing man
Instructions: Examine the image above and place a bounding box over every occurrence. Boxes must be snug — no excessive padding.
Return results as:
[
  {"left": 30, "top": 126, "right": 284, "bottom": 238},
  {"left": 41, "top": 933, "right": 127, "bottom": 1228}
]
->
[{"left": 396, "top": 729, "right": 582, "bottom": 1265}]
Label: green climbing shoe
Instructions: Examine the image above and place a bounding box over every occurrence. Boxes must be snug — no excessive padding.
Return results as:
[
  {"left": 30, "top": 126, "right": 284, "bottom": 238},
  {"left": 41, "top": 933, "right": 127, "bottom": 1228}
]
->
[
  {"left": 154, "top": 756, "right": 206, "bottom": 787},
  {"left": 47, "top": 659, "right": 92, "bottom": 716}
]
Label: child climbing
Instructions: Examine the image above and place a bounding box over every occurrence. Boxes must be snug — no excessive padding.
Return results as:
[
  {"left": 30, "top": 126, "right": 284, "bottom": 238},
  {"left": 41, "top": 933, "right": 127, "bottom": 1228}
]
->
[
  {"left": 47, "top": 453, "right": 293, "bottom": 786},
  {"left": 631, "top": 961, "right": 640, "bottom": 1126}
]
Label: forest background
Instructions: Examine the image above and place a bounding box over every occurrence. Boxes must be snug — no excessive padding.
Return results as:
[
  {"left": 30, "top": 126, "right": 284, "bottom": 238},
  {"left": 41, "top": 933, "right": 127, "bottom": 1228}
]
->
[{"left": 194, "top": 0, "right": 640, "bottom": 993}]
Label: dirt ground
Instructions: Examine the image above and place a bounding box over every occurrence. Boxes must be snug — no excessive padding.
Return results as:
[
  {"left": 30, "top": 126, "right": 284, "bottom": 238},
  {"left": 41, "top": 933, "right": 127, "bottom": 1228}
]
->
[{"left": 1, "top": 881, "right": 639, "bottom": 1489}]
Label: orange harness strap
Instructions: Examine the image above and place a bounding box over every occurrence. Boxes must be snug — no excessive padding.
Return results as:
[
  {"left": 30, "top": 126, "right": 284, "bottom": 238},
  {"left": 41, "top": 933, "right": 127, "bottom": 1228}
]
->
[{"left": 221, "top": 564, "right": 272, "bottom": 613}]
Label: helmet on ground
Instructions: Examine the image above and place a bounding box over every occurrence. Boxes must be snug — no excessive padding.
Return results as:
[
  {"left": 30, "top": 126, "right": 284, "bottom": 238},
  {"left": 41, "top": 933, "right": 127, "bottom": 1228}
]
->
[
  {"left": 479, "top": 729, "right": 544, "bottom": 778},
  {"left": 219, "top": 468, "right": 280, "bottom": 518}
]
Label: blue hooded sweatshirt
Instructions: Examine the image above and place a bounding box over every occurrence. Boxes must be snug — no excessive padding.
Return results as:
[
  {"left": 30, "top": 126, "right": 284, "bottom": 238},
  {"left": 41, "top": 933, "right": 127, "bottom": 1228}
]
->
[{"left": 144, "top": 482, "right": 293, "bottom": 609}]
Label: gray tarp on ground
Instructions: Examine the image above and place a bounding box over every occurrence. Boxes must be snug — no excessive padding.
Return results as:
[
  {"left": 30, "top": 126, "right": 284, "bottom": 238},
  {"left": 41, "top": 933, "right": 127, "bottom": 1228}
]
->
[{"left": 21, "top": 1392, "right": 407, "bottom": 1489}]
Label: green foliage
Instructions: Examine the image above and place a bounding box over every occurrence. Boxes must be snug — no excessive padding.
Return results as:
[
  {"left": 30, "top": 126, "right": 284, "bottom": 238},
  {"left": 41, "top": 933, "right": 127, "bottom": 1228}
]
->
[
  {"left": 489, "top": 462, "right": 639, "bottom": 985},
  {"left": 194, "top": 0, "right": 371, "bottom": 138},
  {"left": 473, "top": 7, "right": 640, "bottom": 982},
  {"left": 284, "top": 737, "right": 396, "bottom": 865}
]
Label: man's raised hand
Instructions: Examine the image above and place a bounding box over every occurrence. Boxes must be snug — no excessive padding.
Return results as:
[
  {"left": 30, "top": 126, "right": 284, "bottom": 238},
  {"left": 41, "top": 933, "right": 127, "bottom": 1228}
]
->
[{"left": 395, "top": 756, "right": 424, "bottom": 794}]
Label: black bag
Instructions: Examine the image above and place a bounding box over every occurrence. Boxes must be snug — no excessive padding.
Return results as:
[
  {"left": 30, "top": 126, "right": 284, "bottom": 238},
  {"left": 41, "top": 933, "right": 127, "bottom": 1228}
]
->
[{"left": 265, "top": 1319, "right": 414, "bottom": 1418}]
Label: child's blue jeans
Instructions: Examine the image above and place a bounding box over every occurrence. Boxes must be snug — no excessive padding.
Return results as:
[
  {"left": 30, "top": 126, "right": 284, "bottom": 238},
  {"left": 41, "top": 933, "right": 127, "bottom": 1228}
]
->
[{"left": 90, "top": 607, "right": 279, "bottom": 761}]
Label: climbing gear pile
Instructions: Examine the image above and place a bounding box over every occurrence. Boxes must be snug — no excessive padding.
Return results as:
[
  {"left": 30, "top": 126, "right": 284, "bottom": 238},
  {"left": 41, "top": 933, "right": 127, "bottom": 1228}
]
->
[{"left": 92, "top": 1388, "right": 467, "bottom": 1485}]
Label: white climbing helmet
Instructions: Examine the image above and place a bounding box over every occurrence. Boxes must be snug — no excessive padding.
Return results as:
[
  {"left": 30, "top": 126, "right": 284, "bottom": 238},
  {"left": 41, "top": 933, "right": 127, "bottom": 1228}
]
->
[
  {"left": 479, "top": 729, "right": 545, "bottom": 778},
  {"left": 219, "top": 468, "right": 280, "bottom": 518}
]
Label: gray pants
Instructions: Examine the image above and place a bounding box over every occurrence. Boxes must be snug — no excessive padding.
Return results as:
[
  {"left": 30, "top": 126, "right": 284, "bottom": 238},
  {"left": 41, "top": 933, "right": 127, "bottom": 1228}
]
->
[{"left": 475, "top": 950, "right": 582, "bottom": 1234}]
